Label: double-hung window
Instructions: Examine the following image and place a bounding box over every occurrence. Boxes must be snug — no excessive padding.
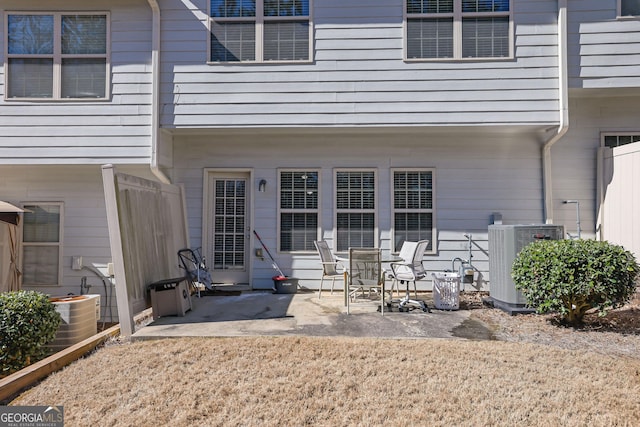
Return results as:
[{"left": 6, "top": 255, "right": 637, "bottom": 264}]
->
[
  {"left": 21, "top": 203, "right": 63, "bottom": 286},
  {"left": 335, "top": 170, "right": 376, "bottom": 252},
  {"left": 406, "top": 0, "right": 511, "bottom": 59},
  {"left": 210, "top": 0, "right": 311, "bottom": 62},
  {"left": 279, "top": 170, "right": 319, "bottom": 252},
  {"left": 620, "top": 0, "right": 640, "bottom": 16},
  {"left": 392, "top": 170, "right": 435, "bottom": 253},
  {"left": 6, "top": 13, "right": 109, "bottom": 100}
]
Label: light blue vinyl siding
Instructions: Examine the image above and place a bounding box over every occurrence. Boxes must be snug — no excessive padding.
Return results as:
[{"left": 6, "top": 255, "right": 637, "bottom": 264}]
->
[
  {"left": 0, "top": 0, "right": 153, "bottom": 165},
  {"left": 161, "top": 0, "right": 561, "bottom": 129},
  {"left": 171, "top": 130, "right": 545, "bottom": 289},
  {"left": 568, "top": 0, "right": 640, "bottom": 89}
]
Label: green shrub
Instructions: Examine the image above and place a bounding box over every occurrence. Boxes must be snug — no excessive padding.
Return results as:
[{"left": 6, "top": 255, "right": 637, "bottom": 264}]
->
[
  {"left": 512, "top": 239, "right": 639, "bottom": 325},
  {"left": 0, "top": 290, "right": 61, "bottom": 377}
]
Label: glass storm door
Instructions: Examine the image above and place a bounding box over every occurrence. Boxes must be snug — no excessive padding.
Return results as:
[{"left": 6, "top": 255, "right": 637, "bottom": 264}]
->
[{"left": 207, "top": 173, "right": 250, "bottom": 285}]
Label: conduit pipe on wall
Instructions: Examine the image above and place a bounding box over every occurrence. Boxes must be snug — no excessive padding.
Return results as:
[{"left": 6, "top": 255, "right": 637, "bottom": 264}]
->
[
  {"left": 147, "top": 0, "right": 171, "bottom": 184},
  {"left": 542, "top": 0, "right": 569, "bottom": 224}
]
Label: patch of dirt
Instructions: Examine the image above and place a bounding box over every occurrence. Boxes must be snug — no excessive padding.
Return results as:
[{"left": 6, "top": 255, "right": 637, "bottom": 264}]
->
[{"left": 461, "top": 290, "right": 640, "bottom": 359}]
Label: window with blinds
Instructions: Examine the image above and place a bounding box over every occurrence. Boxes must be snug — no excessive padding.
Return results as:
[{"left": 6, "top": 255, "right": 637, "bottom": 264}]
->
[
  {"left": 392, "top": 170, "right": 435, "bottom": 253},
  {"left": 22, "top": 203, "right": 63, "bottom": 286},
  {"left": 335, "top": 170, "right": 376, "bottom": 252},
  {"left": 279, "top": 170, "right": 319, "bottom": 251},
  {"left": 210, "top": 0, "right": 311, "bottom": 62},
  {"left": 406, "top": 0, "right": 511, "bottom": 60},
  {"left": 6, "top": 13, "right": 109, "bottom": 99}
]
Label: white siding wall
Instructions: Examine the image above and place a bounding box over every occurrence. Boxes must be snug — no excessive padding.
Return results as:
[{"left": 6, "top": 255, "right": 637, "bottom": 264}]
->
[
  {"left": 568, "top": 0, "right": 640, "bottom": 89},
  {"left": 161, "top": 0, "right": 561, "bottom": 129},
  {"left": 172, "top": 130, "right": 546, "bottom": 290},
  {"left": 0, "top": 0, "right": 153, "bottom": 165}
]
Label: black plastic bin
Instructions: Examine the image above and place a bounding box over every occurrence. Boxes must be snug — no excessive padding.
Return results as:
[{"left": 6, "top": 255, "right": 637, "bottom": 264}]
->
[{"left": 272, "top": 275, "right": 298, "bottom": 294}]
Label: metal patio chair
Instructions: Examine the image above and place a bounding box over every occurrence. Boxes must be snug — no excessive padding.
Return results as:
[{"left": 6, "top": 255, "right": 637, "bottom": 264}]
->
[
  {"left": 314, "top": 240, "right": 345, "bottom": 299},
  {"left": 346, "top": 247, "right": 386, "bottom": 315}
]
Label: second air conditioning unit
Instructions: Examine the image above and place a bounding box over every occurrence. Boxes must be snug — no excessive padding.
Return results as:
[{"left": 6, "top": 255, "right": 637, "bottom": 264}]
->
[{"left": 488, "top": 224, "right": 564, "bottom": 314}]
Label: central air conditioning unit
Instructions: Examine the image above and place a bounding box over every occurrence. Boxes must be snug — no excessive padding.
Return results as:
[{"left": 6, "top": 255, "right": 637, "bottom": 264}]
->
[
  {"left": 48, "top": 294, "right": 100, "bottom": 351},
  {"left": 488, "top": 224, "right": 564, "bottom": 314}
]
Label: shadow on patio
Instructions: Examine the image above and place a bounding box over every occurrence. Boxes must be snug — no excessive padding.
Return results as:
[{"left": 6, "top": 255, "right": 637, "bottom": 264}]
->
[{"left": 131, "top": 289, "right": 484, "bottom": 341}]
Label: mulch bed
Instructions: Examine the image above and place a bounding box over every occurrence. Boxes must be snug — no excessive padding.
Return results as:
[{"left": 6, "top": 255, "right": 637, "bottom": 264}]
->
[
  {"left": 460, "top": 289, "right": 640, "bottom": 334},
  {"left": 462, "top": 289, "right": 640, "bottom": 358}
]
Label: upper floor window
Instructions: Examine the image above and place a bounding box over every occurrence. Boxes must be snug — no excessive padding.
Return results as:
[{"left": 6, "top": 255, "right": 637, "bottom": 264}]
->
[
  {"left": 620, "top": 0, "right": 640, "bottom": 16},
  {"left": 22, "top": 203, "right": 63, "bottom": 286},
  {"left": 209, "top": 0, "right": 311, "bottom": 63},
  {"left": 279, "top": 170, "right": 319, "bottom": 252},
  {"left": 5, "top": 13, "right": 109, "bottom": 100},
  {"left": 406, "top": 0, "right": 511, "bottom": 60}
]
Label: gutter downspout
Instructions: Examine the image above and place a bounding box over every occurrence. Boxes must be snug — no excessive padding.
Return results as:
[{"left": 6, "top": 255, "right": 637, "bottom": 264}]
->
[
  {"left": 147, "top": 0, "right": 171, "bottom": 184},
  {"left": 542, "top": 0, "right": 569, "bottom": 224}
]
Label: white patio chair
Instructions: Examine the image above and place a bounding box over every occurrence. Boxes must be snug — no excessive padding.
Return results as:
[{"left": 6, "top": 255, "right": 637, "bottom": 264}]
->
[
  {"left": 389, "top": 241, "right": 418, "bottom": 298},
  {"left": 389, "top": 240, "right": 430, "bottom": 312},
  {"left": 314, "top": 240, "right": 345, "bottom": 299}
]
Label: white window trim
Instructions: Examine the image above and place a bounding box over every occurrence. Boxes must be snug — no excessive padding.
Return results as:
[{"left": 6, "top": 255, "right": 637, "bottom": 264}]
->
[
  {"left": 277, "top": 168, "right": 321, "bottom": 253},
  {"left": 208, "top": 0, "right": 314, "bottom": 64},
  {"left": 20, "top": 202, "right": 64, "bottom": 287},
  {"left": 404, "top": 0, "right": 513, "bottom": 61},
  {"left": 4, "top": 11, "right": 111, "bottom": 101},
  {"left": 390, "top": 168, "right": 437, "bottom": 255},
  {"left": 333, "top": 168, "right": 378, "bottom": 252}
]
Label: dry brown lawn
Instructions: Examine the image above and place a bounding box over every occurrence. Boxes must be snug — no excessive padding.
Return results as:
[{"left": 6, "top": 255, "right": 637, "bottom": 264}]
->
[
  {"left": 9, "top": 292, "right": 640, "bottom": 426},
  {"left": 10, "top": 335, "right": 640, "bottom": 426}
]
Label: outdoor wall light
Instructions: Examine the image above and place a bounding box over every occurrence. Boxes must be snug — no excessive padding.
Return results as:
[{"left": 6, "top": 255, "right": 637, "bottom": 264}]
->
[{"left": 258, "top": 179, "right": 267, "bottom": 192}]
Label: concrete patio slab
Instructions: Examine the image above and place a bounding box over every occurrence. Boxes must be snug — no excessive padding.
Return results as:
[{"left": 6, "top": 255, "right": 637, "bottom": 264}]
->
[{"left": 131, "top": 289, "right": 491, "bottom": 341}]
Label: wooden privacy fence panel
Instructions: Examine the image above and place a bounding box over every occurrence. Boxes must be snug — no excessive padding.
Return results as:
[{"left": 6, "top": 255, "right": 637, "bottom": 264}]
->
[
  {"left": 598, "top": 143, "right": 640, "bottom": 259},
  {"left": 102, "top": 165, "right": 189, "bottom": 336}
]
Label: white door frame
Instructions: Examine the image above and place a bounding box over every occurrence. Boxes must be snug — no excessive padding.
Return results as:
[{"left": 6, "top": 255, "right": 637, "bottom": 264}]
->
[{"left": 202, "top": 168, "right": 254, "bottom": 287}]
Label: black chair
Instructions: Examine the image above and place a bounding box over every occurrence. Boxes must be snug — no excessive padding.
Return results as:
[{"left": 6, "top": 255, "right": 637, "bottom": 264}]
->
[{"left": 178, "top": 248, "right": 213, "bottom": 296}]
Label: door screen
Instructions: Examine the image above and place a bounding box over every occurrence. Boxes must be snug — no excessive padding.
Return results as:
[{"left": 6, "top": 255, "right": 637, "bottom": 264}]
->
[{"left": 211, "top": 178, "right": 247, "bottom": 273}]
